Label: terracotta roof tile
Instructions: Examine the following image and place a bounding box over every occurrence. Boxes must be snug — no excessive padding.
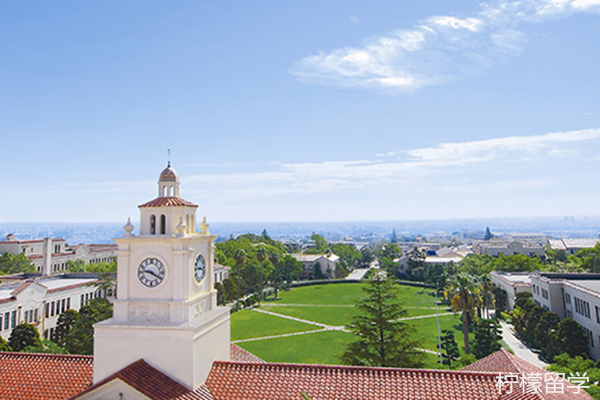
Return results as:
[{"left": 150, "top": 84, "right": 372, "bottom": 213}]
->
[
  {"left": 205, "top": 361, "right": 504, "bottom": 400},
  {"left": 70, "top": 359, "right": 212, "bottom": 400},
  {"left": 463, "top": 349, "right": 593, "bottom": 400},
  {"left": 0, "top": 352, "right": 93, "bottom": 400},
  {"left": 139, "top": 196, "right": 198, "bottom": 208},
  {"left": 230, "top": 343, "right": 265, "bottom": 363}
]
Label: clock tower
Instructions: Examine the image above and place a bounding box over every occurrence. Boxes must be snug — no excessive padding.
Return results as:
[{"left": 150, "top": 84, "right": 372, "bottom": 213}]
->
[{"left": 93, "top": 164, "right": 230, "bottom": 389}]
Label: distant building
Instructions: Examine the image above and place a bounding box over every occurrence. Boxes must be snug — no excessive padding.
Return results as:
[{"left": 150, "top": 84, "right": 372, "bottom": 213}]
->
[
  {"left": 473, "top": 239, "right": 545, "bottom": 257},
  {"left": 549, "top": 238, "right": 600, "bottom": 255},
  {"left": 531, "top": 272, "right": 600, "bottom": 360},
  {"left": 214, "top": 263, "right": 230, "bottom": 283},
  {"left": 291, "top": 254, "right": 340, "bottom": 279},
  {"left": 0, "top": 274, "right": 105, "bottom": 342},
  {"left": 490, "top": 271, "right": 532, "bottom": 310},
  {"left": 0, "top": 234, "right": 117, "bottom": 275},
  {"left": 504, "top": 233, "right": 549, "bottom": 245}
]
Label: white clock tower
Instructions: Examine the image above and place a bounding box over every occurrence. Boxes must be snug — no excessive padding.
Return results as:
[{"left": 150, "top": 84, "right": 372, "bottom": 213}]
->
[{"left": 93, "top": 164, "right": 230, "bottom": 389}]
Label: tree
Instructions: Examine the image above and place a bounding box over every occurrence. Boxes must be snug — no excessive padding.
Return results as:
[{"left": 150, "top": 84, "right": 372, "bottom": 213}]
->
[
  {"left": 65, "top": 298, "right": 112, "bottom": 355},
  {"left": 52, "top": 309, "right": 80, "bottom": 347},
  {"left": 472, "top": 318, "right": 501, "bottom": 359},
  {"left": 305, "top": 234, "right": 328, "bottom": 254},
  {"left": 0, "top": 252, "right": 35, "bottom": 274},
  {"left": 492, "top": 286, "right": 508, "bottom": 315},
  {"left": 552, "top": 318, "right": 590, "bottom": 359},
  {"left": 390, "top": 229, "right": 398, "bottom": 244},
  {"left": 578, "top": 243, "right": 600, "bottom": 272},
  {"left": 271, "top": 255, "right": 302, "bottom": 298},
  {"left": 478, "top": 276, "right": 494, "bottom": 319},
  {"left": 23, "top": 339, "right": 69, "bottom": 354},
  {"left": 444, "top": 272, "right": 480, "bottom": 354},
  {"left": 8, "top": 323, "right": 42, "bottom": 352},
  {"left": 0, "top": 335, "right": 12, "bottom": 352},
  {"left": 340, "top": 276, "right": 424, "bottom": 368},
  {"left": 440, "top": 329, "right": 460, "bottom": 367},
  {"left": 233, "top": 248, "right": 247, "bottom": 302},
  {"left": 483, "top": 227, "right": 493, "bottom": 240},
  {"left": 533, "top": 311, "right": 559, "bottom": 357}
]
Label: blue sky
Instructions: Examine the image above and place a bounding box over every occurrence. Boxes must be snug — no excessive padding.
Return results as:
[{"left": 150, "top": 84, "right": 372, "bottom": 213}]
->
[{"left": 1, "top": 0, "right": 599, "bottom": 224}]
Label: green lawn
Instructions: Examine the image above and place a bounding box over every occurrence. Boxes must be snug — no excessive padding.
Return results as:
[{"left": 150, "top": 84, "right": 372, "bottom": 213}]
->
[
  {"left": 267, "top": 282, "right": 440, "bottom": 307},
  {"left": 237, "top": 330, "right": 355, "bottom": 365},
  {"left": 230, "top": 309, "right": 320, "bottom": 341},
  {"left": 261, "top": 304, "right": 441, "bottom": 326},
  {"left": 232, "top": 283, "right": 471, "bottom": 368}
]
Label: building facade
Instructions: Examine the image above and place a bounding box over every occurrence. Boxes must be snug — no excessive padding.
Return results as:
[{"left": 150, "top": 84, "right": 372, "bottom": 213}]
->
[
  {"left": 0, "top": 274, "right": 103, "bottom": 342},
  {"left": 0, "top": 235, "right": 117, "bottom": 275},
  {"left": 292, "top": 253, "right": 340, "bottom": 279},
  {"left": 531, "top": 272, "right": 600, "bottom": 360},
  {"left": 490, "top": 271, "right": 532, "bottom": 311}
]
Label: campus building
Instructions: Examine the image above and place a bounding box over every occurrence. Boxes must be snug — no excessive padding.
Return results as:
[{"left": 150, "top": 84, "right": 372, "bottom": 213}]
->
[
  {"left": 0, "top": 274, "right": 104, "bottom": 342},
  {"left": 0, "top": 235, "right": 117, "bottom": 274},
  {"left": 490, "top": 271, "right": 532, "bottom": 310},
  {"left": 292, "top": 253, "right": 340, "bottom": 279},
  {"left": 0, "top": 165, "right": 594, "bottom": 400},
  {"left": 531, "top": 272, "right": 600, "bottom": 360},
  {"left": 473, "top": 239, "right": 546, "bottom": 257}
]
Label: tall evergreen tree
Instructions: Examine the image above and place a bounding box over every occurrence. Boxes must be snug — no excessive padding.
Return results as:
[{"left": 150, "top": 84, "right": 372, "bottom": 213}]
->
[
  {"left": 341, "top": 276, "right": 424, "bottom": 368},
  {"left": 483, "top": 227, "right": 493, "bottom": 240},
  {"left": 52, "top": 309, "right": 80, "bottom": 347},
  {"left": 472, "top": 318, "right": 502, "bottom": 359},
  {"left": 440, "top": 329, "right": 460, "bottom": 366},
  {"left": 8, "top": 323, "right": 42, "bottom": 352}
]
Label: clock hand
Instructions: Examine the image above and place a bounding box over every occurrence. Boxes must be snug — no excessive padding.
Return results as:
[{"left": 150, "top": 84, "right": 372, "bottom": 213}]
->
[{"left": 145, "top": 269, "right": 160, "bottom": 279}]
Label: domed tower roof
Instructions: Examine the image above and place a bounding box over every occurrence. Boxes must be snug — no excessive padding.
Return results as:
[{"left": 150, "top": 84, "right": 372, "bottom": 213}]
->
[{"left": 159, "top": 163, "right": 179, "bottom": 183}]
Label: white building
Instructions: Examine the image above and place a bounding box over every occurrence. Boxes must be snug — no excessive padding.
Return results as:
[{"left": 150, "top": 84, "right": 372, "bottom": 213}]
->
[
  {"left": 549, "top": 238, "right": 600, "bottom": 255},
  {"left": 490, "top": 271, "right": 532, "bottom": 310},
  {"left": 0, "top": 235, "right": 117, "bottom": 274},
  {"left": 531, "top": 272, "right": 600, "bottom": 360},
  {"left": 0, "top": 274, "right": 103, "bottom": 342},
  {"left": 473, "top": 239, "right": 546, "bottom": 257},
  {"left": 292, "top": 253, "right": 340, "bottom": 279}
]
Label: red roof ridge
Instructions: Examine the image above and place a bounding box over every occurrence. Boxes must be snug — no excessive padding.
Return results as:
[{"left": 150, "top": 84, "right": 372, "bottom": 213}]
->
[
  {"left": 0, "top": 351, "right": 93, "bottom": 362},
  {"left": 212, "top": 359, "right": 500, "bottom": 377},
  {"left": 138, "top": 196, "right": 198, "bottom": 208}
]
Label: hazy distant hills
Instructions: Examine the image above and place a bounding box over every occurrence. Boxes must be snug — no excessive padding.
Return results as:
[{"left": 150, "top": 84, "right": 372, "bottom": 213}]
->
[{"left": 1, "top": 216, "right": 599, "bottom": 244}]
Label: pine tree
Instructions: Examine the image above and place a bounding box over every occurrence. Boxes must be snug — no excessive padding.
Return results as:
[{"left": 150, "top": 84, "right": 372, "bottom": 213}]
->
[
  {"left": 8, "top": 323, "right": 42, "bottom": 352},
  {"left": 472, "top": 318, "right": 502, "bottom": 359},
  {"left": 340, "top": 276, "right": 424, "bottom": 368},
  {"left": 440, "top": 329, "right": 460, "bottom": 366},
  {"left": 483, "top": 227, "right": 493, "bottom": 240}
]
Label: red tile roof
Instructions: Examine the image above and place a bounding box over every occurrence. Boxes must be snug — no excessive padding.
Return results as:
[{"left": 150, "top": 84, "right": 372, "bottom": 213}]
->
[
  {"left": 139, "top": 196, "right": 198, "bottom": 208},
  {"left": 0, "top": 352, "right": 93, "bottom": 400},
  {"left": 205, "top": 361, "right": 504, "bottom": 400},
  {"left": 70, "top": 359, "right": 213, "bottom": 400},
  {"left": 463, "top": 349, "right": 593, "bottom": 400},
  {"left": 230, "top": 343, "right": 265, "bottom": 363}
]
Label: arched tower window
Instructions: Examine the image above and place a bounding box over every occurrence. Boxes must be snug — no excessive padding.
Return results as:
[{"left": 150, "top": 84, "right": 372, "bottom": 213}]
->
[
  {"left": 160, "top": 214, "right": 166, "bottom": 235},
  {"left": 150, "top": 215, "right": 156, "bottom": 235},
  {"left": 186, "top": 215, "right": 190, "bottom": 234}
]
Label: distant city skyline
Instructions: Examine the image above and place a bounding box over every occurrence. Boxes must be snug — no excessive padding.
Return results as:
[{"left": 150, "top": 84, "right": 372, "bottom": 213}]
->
[{"left": 1, "top": 1, "right": 599, "bottom": 223}]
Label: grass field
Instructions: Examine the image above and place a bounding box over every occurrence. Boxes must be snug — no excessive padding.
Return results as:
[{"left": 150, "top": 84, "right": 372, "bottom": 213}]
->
[
  {"left": 232, "top": 282, "right": 466, "bottom": 367},
  {"left": 230, "top": 309, "right": 321, "bottom": 341},
  {"left": 237, "top": 330, "right": 354, "bottom": 365}
]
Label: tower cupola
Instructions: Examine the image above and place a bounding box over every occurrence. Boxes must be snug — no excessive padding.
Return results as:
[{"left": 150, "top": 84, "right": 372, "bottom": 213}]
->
[{"left": 158, "top": 162, "right": 180, "bottom": 197}]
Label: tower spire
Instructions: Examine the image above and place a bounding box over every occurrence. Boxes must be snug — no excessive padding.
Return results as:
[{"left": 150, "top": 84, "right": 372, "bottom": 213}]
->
[{"left": 167, "top": 148, "right": 171, "bottom": 167}]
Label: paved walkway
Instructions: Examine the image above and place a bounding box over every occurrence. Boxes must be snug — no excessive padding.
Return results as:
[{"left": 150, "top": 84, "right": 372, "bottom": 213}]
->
[
  {"left": 500, "top": 321, "right": 548, "bottom": 369},
  {"left": 346, "top": 267, "right": 371, "bottom": 280}
]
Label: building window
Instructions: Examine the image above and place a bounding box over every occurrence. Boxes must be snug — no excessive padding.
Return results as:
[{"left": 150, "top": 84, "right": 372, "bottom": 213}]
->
[
  {"left": 542, "top": 289, "right": 549, "bottom": 300},
  {"left": 67, "top": 298, "right": 71, "bottom": 310},
  {"left": 584, "top": 327, "right": 594, "bottom": 347},
  {"left": 566, "top": 293, "right": 571, "bottom": 304},
  {"left": 45, "top": 303, "right": 49, "bottom": 318},
  {"left": 0, "top": 315, "right": 3, "bottom": 331},
  {"left": 3, "top": 312, "right": 9, "bottom": 330},
  {"left": 34, "top": 309, "right": 38, "bottom": 322},
  {"left": 150, "top": 215, "right": 156, "bottom": 235},
  {"left": 11, "top": 311, "right": 16, "bottom": 328},
  {"left": 575, "top": 297, "right": 591, "bottom": 319},
  {"left": 160, "top": 215, "right": 166, "bottom": 235}
]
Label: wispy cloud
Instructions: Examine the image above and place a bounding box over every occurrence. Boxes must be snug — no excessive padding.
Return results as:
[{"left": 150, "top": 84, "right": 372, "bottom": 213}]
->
[
  {"left": 180, "top": 128, "right": 600, "bottom": 198},
  {"left": 291, "top": 0, "right": 600, "bottom": 92}
]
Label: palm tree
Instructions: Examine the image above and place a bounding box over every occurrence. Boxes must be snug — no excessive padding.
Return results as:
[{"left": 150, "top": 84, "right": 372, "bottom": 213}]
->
[
  {"left": 234, "top": 249, "right": 247, "bottom": 304},
  {"left": 256, "top": 246, "right": 268, "bottom": 304},
  {"left": 479, "top": 276, "right": 494, "bottom": 319},
  {"left": 444, "top": 272, "right": 480, "bottom": 354}
]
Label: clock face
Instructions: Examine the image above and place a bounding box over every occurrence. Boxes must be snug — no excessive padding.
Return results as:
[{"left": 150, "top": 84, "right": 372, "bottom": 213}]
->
[
  {"left": 194, "top": 254, "right": 206, "bottom": 283},
  {"left": 138, "top": 257, "right": 165, "bottom": 288}
]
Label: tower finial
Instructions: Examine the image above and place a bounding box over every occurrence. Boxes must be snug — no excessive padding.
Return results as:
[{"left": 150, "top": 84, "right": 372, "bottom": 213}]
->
[{"left": 167, "top": 148, "right": 171, "bottom": 167}]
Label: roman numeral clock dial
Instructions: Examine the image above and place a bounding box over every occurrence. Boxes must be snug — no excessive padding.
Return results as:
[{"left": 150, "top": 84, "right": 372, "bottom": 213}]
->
[{"left": 138, "top": 257, "right": 165, "bottom": 287}]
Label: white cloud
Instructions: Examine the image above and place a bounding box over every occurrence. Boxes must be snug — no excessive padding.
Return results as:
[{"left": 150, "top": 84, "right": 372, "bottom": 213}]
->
[
  {"left": 350, "top": 16, "right": 360, "bottom": 24},
  {"left": 291, "top": 0, "right": 600, "bottom": 92}
]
